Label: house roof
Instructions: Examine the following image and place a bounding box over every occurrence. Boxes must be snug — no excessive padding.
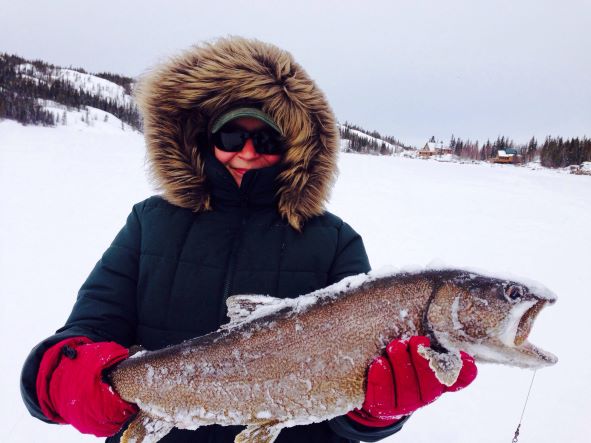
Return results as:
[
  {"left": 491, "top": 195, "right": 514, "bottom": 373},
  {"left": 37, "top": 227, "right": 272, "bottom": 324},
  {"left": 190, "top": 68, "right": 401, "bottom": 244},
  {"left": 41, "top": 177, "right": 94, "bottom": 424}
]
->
[{"left": 423, "top": 141, "right": 446, "bottom": 151}]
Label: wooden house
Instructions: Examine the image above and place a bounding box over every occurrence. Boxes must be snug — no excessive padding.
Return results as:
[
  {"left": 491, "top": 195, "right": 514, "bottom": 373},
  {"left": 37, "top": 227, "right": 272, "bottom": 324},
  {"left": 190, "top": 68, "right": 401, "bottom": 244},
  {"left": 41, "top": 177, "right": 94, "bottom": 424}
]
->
[
  {"left": 492, "top": 148, "right": 521, "bottom": 164},
  {"left": 419, "top": 140, "right": 452, "bottom": 158}
]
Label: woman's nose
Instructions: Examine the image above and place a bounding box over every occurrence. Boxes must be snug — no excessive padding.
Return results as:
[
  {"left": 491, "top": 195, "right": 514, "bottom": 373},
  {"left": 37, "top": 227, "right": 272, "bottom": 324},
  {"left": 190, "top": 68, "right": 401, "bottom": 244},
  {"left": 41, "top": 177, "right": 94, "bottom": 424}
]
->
[{"left": 238, "top": 138, "right": 259, "bottom": 159}]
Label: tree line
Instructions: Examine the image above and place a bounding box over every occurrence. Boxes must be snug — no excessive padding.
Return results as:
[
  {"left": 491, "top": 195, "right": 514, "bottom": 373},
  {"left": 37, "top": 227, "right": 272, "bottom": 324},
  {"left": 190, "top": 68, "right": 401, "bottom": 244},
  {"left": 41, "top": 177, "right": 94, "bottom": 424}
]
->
[
  {"left": 539, "top": 137, "right": 591, "bottom": 168},
  {"left": 449, "top": 135, "right": 533, "bottom": 162},
  {"left": 448, "top": 134, "right": 589, "bottom": 168},
  {"left": 0, "top": 53, "right": 140, "bottom": 129}
]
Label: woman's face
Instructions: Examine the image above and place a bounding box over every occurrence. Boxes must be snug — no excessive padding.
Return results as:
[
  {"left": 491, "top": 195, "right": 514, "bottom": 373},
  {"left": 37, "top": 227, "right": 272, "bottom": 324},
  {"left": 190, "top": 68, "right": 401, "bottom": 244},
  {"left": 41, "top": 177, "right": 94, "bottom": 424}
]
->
[{"left": 213, "top": 117, "right": 282, "bottom": 187}]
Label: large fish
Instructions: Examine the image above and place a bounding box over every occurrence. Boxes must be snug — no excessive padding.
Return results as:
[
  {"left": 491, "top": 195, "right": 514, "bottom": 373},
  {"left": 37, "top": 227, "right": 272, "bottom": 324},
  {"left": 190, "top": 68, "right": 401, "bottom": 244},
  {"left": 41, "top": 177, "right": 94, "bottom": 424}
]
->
[{"left": 108, "top": 268, "right": 557, "bottom": 443}]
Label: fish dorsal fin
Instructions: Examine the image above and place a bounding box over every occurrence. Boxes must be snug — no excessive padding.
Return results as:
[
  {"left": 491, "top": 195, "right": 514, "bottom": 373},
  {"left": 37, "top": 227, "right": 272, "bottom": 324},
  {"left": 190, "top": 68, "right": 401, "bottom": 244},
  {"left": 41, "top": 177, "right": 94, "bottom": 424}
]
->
[{"left": 224, "top": 295, "right": 286, "bottom": 329}]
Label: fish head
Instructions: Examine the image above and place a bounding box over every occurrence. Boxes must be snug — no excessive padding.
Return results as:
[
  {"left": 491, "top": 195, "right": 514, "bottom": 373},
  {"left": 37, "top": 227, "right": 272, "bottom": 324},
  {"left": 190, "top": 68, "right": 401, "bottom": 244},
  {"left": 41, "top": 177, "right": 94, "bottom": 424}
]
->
[{"left": 425, "top": 270, "right": 557, "bottom": 369}]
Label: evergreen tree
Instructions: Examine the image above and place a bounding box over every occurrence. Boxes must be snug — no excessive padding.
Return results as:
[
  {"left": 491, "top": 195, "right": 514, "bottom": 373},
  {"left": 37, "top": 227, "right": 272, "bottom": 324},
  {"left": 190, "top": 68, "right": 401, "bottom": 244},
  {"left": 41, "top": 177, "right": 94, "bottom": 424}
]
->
[{"left": 526, "top": 137, "right": 538, "bottom": 162}]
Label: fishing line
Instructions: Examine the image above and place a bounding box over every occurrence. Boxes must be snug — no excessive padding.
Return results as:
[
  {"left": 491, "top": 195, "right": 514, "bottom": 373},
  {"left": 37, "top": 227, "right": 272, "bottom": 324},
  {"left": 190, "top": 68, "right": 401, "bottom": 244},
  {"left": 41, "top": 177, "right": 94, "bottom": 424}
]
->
[{"left": 511, "top": 369, "right": 537, "bottom": 443}]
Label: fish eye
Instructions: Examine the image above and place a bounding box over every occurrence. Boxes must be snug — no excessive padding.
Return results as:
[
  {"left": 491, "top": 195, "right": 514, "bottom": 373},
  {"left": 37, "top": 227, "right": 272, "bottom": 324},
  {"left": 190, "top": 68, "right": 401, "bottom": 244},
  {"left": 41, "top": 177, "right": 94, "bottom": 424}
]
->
[{"left": 505, "top": 285, "right": 523, "bottom": 301}]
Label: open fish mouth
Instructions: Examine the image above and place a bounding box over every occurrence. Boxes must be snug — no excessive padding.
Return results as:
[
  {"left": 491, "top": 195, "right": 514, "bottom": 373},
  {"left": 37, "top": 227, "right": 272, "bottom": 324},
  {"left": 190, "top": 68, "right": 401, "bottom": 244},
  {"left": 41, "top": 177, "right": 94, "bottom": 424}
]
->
[
  {"left": 463, "top": 298, "right": 558, "bottom": 368},
  {"left": 510, "top": 299, "right": 557, "bottom": 367}
]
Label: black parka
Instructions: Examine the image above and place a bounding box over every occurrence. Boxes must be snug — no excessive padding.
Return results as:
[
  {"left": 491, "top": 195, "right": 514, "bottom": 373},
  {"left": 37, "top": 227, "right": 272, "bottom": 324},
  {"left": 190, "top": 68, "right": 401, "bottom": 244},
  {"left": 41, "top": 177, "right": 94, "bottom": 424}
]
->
[{"left": 21, "top": 37, "right": 408, "bottom": 442}]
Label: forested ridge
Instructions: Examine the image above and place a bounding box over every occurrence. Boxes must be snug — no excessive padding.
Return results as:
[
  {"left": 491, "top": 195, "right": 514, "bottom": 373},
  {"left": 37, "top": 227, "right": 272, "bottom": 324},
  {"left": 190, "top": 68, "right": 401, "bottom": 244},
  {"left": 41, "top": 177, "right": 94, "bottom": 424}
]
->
[{"left": 0, "top": 53, "right": 140, "bottom": 129}]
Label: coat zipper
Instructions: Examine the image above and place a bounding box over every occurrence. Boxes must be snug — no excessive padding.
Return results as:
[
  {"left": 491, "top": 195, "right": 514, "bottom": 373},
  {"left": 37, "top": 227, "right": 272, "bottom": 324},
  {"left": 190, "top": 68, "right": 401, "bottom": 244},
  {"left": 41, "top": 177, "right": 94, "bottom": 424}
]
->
[{"left": 218, "top": 194, "right": 249, "bottom": 325}]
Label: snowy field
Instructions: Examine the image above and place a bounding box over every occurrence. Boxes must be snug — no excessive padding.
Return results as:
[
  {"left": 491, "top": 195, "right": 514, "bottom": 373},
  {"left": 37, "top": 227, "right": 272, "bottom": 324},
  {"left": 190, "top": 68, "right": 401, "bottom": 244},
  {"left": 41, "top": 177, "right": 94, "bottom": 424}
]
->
[{"left": 1, "top": 119, "right": 589, "bottom": 442}]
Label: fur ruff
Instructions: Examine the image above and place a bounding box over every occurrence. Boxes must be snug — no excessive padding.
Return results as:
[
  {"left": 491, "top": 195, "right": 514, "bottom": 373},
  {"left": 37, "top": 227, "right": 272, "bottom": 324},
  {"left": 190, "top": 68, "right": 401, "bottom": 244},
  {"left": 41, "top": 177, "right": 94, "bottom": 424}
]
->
[{"left": 134, "top": 36, "right": 340, "bottom": 230}]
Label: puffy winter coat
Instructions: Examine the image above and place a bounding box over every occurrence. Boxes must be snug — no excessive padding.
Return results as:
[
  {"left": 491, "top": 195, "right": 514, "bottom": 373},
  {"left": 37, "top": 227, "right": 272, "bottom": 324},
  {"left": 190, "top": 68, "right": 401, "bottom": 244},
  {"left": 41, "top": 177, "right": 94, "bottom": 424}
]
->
[{"left": 21, "top": 37, "right": 407, "bottom": 442}]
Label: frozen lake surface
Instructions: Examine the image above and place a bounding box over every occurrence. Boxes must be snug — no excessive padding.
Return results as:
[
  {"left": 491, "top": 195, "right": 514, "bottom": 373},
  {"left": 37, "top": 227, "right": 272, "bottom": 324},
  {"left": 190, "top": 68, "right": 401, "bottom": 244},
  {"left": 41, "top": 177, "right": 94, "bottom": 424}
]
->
[{"left": 1, "top": 120, "right": 589, "bottom": 442}]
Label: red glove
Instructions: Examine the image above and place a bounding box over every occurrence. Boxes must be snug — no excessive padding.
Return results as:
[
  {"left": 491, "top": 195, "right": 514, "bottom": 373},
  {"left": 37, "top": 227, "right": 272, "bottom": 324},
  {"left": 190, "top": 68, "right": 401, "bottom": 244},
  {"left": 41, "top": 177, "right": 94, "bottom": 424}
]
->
[
  {"left": 36, "top": 336, "right": 138, "bottom": 437},
  {"left": 348, "top": 336, "right": 477, "bottom": 427}
]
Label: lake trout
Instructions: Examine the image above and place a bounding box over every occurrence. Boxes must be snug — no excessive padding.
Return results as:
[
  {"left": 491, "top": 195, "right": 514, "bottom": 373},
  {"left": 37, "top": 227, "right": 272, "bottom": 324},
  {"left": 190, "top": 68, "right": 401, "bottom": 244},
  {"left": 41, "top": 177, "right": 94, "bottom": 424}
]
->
[{"left": 108, "top": 268, "right": 557, "bottom": 443}]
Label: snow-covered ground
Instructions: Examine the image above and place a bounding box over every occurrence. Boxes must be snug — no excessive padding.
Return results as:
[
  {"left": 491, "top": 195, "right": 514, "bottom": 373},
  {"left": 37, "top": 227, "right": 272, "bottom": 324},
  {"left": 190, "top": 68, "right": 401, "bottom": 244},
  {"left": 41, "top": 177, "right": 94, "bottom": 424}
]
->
[{"left": 1, "top": 119, "right": 589, "bottom": 442}]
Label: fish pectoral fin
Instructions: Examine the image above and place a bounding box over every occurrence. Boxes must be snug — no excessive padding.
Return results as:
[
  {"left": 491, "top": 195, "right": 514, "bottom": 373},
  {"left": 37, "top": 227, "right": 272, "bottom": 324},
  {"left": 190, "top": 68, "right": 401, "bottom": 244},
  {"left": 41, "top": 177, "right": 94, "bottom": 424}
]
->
[
  {"left": 121, "top": 411, "right": 174, "bottom": 443},
  {"left": 234, "top": 421, "right": 283, "bottom": 443},
  {"left": 223, "top": 294, "right": 285, "bottom": 329},
  {"left": 417, "top": 344, "right": 463, "bottom": 387}
]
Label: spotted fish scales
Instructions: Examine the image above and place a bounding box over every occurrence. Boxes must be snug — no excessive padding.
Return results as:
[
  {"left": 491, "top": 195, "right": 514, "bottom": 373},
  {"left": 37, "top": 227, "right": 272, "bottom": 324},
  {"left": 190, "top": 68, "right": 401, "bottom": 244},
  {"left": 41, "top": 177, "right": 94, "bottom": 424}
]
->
[{"left": 109, "top": 268, "right": 557, "bottom": 443}]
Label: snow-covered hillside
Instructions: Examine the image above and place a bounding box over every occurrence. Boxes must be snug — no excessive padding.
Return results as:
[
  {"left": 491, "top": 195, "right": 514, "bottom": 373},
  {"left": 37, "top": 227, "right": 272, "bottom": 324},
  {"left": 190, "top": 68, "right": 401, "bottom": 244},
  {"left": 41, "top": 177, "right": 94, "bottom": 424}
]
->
[
  {"left": 1, "top": 54, "right": 139, "bottom": 130},
  {"left": 338, "top": 123, "right": 404, "bottom": 154},
  {"left": 15, "top": 63, "right": 133, "bottom": 108},
  {"left": 1, "top": 120, "right": 589, "bottom": 442}
]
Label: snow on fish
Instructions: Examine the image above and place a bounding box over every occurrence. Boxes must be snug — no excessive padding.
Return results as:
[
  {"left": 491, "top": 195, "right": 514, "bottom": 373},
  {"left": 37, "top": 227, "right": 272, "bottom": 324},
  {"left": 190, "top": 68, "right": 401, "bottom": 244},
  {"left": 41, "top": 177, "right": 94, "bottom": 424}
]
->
[{"left": 108, "top": 268, "right": 558, "bottom": 443}]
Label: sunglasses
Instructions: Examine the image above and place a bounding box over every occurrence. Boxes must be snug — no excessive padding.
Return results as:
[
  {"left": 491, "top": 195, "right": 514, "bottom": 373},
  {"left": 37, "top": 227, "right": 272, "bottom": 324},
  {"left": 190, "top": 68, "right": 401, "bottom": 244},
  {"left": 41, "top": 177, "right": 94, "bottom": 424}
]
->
[{"left": 211, "top": 126, "right": 285, "bottom": 155}]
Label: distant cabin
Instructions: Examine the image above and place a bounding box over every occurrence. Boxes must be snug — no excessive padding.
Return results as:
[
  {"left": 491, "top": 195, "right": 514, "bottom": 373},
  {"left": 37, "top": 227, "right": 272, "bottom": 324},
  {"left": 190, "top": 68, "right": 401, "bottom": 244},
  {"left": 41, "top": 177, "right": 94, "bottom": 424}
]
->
[
  {"left": 492, "top": 147, "right": 521, "bottom": 164},
  {"left": 419, "top": 141, "right": 452, "bottom": 158}
]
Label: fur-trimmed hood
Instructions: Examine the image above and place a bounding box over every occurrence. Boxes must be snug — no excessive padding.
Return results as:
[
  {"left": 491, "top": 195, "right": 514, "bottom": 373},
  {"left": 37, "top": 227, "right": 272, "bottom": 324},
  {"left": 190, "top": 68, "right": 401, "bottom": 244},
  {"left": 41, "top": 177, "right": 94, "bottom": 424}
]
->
[{"left": 134, "top": 37, "right": 340, "bottom": 230}]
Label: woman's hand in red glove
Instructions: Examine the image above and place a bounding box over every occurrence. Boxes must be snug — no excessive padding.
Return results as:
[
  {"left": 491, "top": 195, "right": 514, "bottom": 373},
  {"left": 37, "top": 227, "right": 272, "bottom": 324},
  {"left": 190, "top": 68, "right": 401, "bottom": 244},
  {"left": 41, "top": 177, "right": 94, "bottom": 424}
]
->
[
  {"left": 348, "top": 336, "right": 477, "bottom": 427},
  {"left": 36, "top": 336, "right": 138, "bottom": 437}
]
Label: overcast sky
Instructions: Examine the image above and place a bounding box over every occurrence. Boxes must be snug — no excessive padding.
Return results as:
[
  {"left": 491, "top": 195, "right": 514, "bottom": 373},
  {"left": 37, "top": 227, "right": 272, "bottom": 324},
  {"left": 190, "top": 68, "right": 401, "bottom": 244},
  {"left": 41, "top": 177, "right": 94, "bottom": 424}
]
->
[{"left": 1, "top": 0, "right": 589, "bottom": 147}]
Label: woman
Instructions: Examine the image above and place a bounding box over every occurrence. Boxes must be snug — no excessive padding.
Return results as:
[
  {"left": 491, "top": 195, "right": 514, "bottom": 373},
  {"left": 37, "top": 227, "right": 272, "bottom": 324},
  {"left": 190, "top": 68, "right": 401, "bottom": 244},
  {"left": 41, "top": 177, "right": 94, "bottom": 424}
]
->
[{"left": 21, "top": 37, "right": 475, "bottom": 443}]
